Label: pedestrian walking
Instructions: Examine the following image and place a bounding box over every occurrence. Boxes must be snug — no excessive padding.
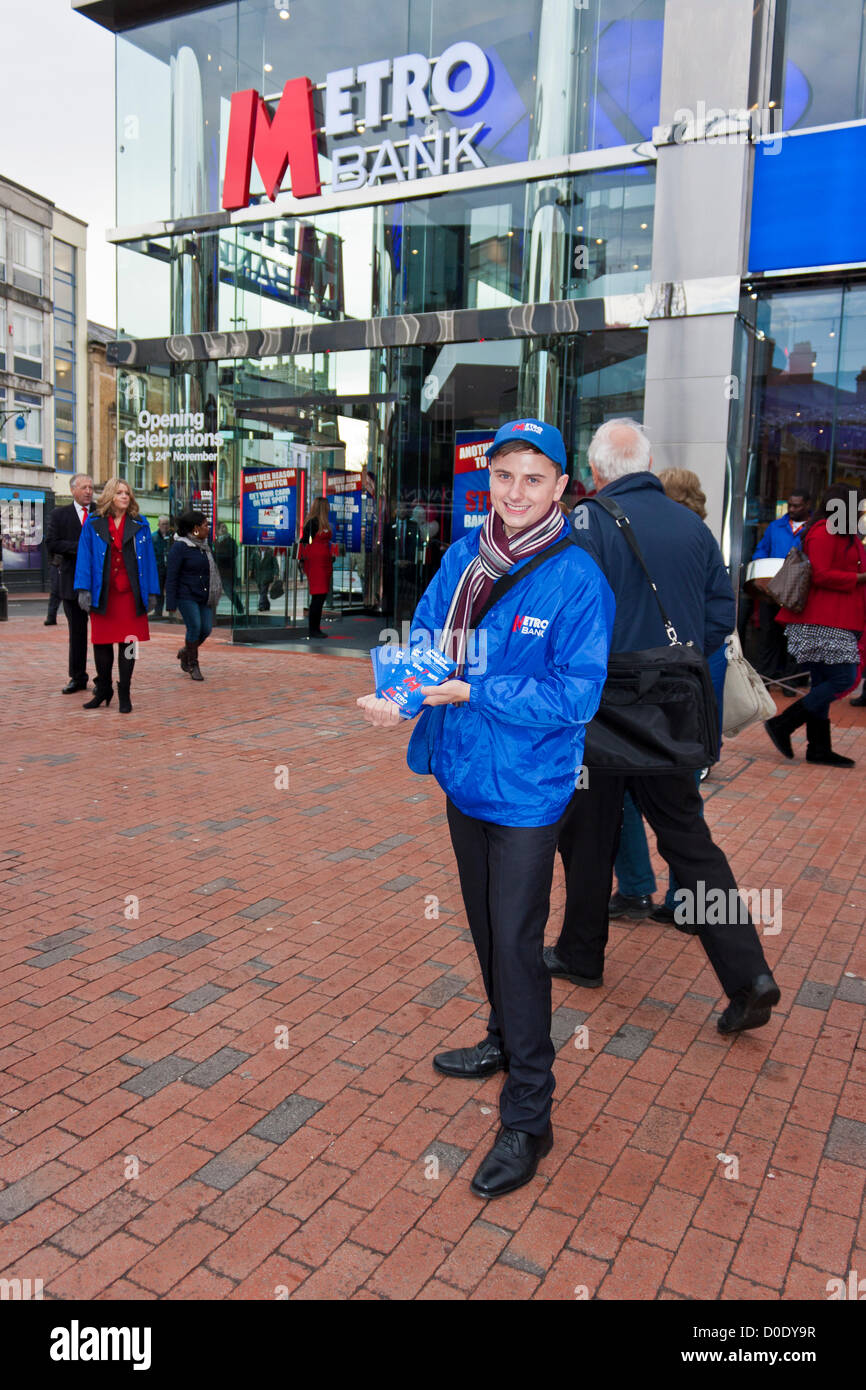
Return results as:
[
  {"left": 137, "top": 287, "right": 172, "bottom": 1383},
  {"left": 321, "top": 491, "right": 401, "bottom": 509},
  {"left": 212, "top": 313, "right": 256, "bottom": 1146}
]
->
[
  {"left": 764, "top": 484, "right": 866, "bottom": 768},
  {"left": 214, "top": 522, "right": 244, "bottom": 614},
  {"left": 44, "top": 473, "right": 94, "bottom": 691},
  {"left": 73, "top": 477, "right": 160, "bottom": 713},
  {"left": 250, "top": 546, "right": 277, "bottom": 611},
  {"left": 549, "top": 420, "right": 780, "bottom": 1036},
  {"left": 610, "top": 467, "right": 728, "bottom": 927},
  {"left": 298, "top": 498, "right": 337, "bottom": 639},
  {"left": 151, "top": 517, "right": 173, "bottom": 618},
  {"left": 750, "top": 491, "right": 811, "bottom": 679},
  {"left": 359, "top": 420, "right": 614, "bottom": 1199},
  {"left": 164, "top": 509, "right": 223, "bottom": 681}
]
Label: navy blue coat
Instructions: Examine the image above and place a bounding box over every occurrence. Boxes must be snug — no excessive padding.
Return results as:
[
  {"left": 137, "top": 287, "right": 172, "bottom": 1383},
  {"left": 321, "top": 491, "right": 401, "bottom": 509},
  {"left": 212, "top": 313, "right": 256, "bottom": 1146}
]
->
[
  {"left": 570, "top": 473, "right": 735, "bottom": 658},
  {"left": 164, "top": 538, "right": 210, "bottom": 609}
]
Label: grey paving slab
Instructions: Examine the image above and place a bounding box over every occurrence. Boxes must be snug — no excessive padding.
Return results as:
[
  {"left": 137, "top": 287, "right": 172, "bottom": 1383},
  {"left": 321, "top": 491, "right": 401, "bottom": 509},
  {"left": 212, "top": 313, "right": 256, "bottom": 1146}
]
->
[
  {"left": 835, "top": 975, "right": 866, "bottom": 1005},
  {"left": 29, "top": 942, "right": 90, "bottom": 969},
  {"left": 795, "top": 980, "right": 835, "bottom": 1011},
  {"left": 238, "top": 898, "right": 287, "bottom": 920},
  {"left": 249, "top": 1095, "right": 324, "bottom": 1144},
  {"left": 193, "top": 878, "right": 239, "bottom": 896},
  {"left": 120, "top": 1054, "right": 196, "bottom": 1097},
  {"left": 551, "top": 1005, "right": 589, "bottom": 1047},
  {"left": 603, "top": 1024, "right": 654, "bottom": 1061},
  {"left": 170, "top": 984, "right": 229, "bottom": 1014},
  {"left": 32, "top": 929, "right": 91, "bottom": 950},
  {"left": 824, "top": 1117, "right": 866, "bottom": 1169},
  {"left": 413, "top": 975, "right": 468, "bottom": 1008},
  {"left": 0, "top": 1167, "right": 74, "bottom": 1222},
  {"left": 193, "top": 1139, "right": 272, "bottom": 1191},
  {"left": 118, "top": 823, "right": 159, "bottom": 838},
  {"left": 184, "top": 1047, "right": 251, "bottom": 1088},
  {"left": 382, "top": 874, "right": 420, "bottom": 892},
  {"left": 423, "top": 1140, "right": 470, "bottom": 1173}
]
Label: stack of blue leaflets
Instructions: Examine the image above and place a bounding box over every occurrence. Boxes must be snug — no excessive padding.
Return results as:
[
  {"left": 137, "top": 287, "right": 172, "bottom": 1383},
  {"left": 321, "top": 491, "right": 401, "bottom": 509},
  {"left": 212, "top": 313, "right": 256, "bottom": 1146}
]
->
[{"left": 370, "top": 645, "right": 457, "bottom": 718}]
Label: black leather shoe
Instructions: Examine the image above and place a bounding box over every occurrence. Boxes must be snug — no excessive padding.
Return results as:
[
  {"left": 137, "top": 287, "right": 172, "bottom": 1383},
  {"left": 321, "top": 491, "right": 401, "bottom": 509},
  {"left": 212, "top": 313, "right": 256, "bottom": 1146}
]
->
[
  {"left": 470, "top": 1125, "right": 553, "bottom": 1199},
  {"left": 44, "top": 618, "right": 58, "bottom": 626},
  {"left": 433, "top": 1039, "right": 507, "bottom": 1079},
  {"left": 649, "top": 904, "right": 678, "bottom": 925},
  {"left": 717, "top": 974, "right": 781, "bottom": 1035},
  {"left": 543, "top": 945, "right": 603, "bottom": 988},
  {"left": 62, "top": 679, "right": 88, "bottom": 694},
  {"left": 608, "top": 891, "right": 654, "bottom": 919}
]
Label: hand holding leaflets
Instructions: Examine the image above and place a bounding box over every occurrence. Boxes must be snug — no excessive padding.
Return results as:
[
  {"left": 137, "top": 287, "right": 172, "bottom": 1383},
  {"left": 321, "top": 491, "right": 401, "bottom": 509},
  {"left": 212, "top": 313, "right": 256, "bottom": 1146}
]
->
[{"left": 356, "top": 644, "right": 469, "bottom": 728}]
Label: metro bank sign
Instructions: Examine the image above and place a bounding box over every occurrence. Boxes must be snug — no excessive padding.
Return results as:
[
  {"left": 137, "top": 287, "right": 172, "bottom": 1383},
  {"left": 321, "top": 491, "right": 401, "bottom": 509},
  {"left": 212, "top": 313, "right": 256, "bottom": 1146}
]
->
[{"left": 223, "top": 41, "right": 493, "bottom": 209}]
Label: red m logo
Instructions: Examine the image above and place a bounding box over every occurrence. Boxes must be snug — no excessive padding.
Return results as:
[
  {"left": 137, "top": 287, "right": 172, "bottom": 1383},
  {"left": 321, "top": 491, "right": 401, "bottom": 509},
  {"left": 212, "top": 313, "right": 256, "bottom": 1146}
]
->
[
  {"left": 512, "top": 614, "right": 524, "bottom": 632},
  {"left": 222, "top": 79, "right": 321, "bottom": 210}
]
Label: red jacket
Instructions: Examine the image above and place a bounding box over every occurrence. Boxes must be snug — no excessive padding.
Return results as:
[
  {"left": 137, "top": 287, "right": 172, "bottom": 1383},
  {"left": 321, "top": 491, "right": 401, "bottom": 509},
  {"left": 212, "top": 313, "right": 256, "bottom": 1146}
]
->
[
  {"left": 299, "top": 526, "right": 336, "bottom": 595},
  {"left": 777, "top": 519, "right": 866, "bottom": 630}
]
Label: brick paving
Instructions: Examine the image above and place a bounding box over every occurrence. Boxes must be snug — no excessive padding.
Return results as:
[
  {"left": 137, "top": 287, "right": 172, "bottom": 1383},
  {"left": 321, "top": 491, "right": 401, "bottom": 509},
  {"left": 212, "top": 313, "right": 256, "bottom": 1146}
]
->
[{"left": 0, "top": 611, "right": 864, "bottom": 1301}]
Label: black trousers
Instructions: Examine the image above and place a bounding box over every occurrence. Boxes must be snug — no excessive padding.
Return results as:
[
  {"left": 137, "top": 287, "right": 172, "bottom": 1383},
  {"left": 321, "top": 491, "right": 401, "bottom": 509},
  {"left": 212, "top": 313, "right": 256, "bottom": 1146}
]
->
[
  {"left": 447, "top": 799, "right": 559, "bottom": 1135},
  {"left": 47, "top": 566, "right": 61, "bottom": 620},
  {"left": 308, "top": 592, "right": 326, "bottom": 635},
  {"left": 757, "top": 600, "right": 787, "bottom": 678},
  {"left": 556, "top": 772, "right": 771, "bottom": 1000},
  {"left": 94, "top": 643, "right": 135, "bottom": 689},
  {"left": 62, "top": 598, "right": 89, "bottom": 683}
]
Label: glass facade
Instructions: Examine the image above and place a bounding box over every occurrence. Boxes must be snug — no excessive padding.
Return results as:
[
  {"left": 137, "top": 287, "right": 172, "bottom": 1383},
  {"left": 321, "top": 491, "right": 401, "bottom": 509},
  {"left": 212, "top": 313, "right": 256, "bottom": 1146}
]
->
[
  {"left": 782, "top": 0, "right": 866, "bottom": 130},
  {"left": 53, "top": 239, "right": 77, "bottom": 475},
  {"left": 112, "top": 0, "right": 662, "bottom": 635}
]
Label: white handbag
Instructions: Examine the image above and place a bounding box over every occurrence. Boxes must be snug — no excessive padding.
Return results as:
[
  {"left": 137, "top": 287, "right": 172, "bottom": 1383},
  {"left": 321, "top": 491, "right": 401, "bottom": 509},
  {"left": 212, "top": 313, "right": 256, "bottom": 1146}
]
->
[{"left": 722, "top": 630, "right": 776, "bottom": 737}]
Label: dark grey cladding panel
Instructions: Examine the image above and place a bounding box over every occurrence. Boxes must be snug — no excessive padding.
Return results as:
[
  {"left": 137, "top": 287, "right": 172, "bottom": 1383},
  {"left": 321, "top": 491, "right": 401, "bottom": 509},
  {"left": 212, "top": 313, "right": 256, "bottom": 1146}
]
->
[{"left": 107, "top": 298, "right": 598, "bottom": 368}]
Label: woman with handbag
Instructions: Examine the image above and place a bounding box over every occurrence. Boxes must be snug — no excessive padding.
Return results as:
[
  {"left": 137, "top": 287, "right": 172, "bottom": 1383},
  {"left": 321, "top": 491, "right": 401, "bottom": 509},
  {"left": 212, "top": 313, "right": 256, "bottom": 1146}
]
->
[
  {"left": 73, "top": 477, "right": 160, "bottom": 714},
  {"left": 357, "top": 421, "right": 614, "bottom": 1201},
  {"left": 764, "top": 484, "right": 866, "bottom": 767},
  {"left": 298, "top": 497, "right": 337, "bottom": 640},
  {"left": 164, "top": 510, "right": 222, "bottom": 682}
]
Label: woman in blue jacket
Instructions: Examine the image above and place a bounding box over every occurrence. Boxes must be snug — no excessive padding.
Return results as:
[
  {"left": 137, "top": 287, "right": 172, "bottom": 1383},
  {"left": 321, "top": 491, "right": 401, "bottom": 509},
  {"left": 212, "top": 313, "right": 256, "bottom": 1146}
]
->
[
  {"left": 73, "top": 477, "right": 160, "bottom": 713},
  {"left": 164, "top": 510, "right": 222, "bottom": 681},
  {"left": 358, "top": 420, "right": 614, "bottom": 1201}
]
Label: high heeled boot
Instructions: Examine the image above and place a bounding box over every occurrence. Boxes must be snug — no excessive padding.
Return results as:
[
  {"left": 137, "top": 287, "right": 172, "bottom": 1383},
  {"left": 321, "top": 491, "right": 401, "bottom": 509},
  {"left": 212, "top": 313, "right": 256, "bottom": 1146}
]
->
[
  {"left": 82, "top": 681, "right": 113, "bottom": 709},
  {"left": 188, "top": 643, "right": 204, "bottom": 681}
]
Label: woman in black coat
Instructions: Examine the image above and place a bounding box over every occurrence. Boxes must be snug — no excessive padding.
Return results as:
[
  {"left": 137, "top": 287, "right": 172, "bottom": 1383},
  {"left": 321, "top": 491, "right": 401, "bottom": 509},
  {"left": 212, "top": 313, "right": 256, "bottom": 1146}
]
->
[{"left": 164, "top": 510, "right": 222, "bottom": 681}]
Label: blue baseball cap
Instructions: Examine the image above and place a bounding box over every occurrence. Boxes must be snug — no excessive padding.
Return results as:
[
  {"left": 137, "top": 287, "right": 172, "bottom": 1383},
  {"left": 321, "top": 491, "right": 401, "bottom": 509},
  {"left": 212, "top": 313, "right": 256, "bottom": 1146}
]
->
[{"left": 485, "top": 419, "right": 568, "bottom": 473}]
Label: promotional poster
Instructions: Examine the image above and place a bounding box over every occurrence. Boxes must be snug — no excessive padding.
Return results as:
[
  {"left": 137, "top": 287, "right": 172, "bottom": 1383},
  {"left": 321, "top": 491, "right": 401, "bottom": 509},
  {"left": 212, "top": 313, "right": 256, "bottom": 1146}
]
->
[
  {"left": 451, "top": 431, "right": 494, "bottom": 541},
  {"left": 240, "top": 467, "right": 301, "bottom": 545}
]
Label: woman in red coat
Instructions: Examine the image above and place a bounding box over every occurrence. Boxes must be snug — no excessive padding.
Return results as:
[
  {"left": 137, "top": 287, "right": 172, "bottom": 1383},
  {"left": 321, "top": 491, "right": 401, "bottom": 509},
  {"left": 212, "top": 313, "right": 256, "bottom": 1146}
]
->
[
  {"left": 765, "top": 484, "right": 866, "bottom": 767},
  {"left": 298, "top": 497, "right": 337, "bottom": 639}
]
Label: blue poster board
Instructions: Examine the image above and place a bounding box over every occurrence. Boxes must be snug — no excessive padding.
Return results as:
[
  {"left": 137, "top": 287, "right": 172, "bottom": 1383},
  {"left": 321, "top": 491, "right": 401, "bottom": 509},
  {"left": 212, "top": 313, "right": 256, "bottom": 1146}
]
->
[
  {"left": 326, "top": 471, "right": 368, "bottom": 552},
  {"left": 241, "top": 467, "right": 298, "bottom": 545},
  {"left": 452, "top": 431, "right": 494, "bottom": 542}
]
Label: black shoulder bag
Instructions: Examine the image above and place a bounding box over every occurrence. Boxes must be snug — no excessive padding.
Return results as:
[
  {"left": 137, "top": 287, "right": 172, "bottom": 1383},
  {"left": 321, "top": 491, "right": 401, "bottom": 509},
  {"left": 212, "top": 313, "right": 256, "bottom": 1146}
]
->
[{"left": 582, "top": 496, "right": 720, "bottom": 774}]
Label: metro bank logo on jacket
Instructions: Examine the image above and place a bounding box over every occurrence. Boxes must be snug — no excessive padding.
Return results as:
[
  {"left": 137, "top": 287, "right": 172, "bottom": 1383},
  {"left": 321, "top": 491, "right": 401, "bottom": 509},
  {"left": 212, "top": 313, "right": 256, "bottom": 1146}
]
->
[{"left": 407, "top": 531, "right": 615, "bottom": 828}]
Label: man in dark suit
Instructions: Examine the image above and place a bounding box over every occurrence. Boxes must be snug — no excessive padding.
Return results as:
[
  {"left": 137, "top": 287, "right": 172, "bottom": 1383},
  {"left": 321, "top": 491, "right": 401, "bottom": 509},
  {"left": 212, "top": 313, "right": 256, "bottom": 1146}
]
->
[{"left": 45, "top": 473, "right": 94, "bottom": 693}]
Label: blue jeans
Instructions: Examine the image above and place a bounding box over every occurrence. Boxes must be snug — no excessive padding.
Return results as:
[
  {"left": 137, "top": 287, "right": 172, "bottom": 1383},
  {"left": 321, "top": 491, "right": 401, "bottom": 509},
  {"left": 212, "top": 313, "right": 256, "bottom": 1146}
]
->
[
  {"left": 177, "top": 599, "right": 213, "bottom": 646},
  {"left": 615, "top": 791, "right": 657, "bottom": 897},
  {"left": 801, "top": 661, "right": 858, "bottom": 719}
]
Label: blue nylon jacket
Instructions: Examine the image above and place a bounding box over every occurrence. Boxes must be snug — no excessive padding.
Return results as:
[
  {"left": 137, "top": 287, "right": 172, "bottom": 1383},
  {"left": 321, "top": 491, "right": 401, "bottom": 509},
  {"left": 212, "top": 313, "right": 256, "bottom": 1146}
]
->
[
  {"left": 73, "top": 514, "right": 160, "bottom": 611},
  {"left": 752, "top": 514, "right": 806, "bottom": 561},
  {"left": 406, "top": 529, "right": 615, "bottom": 828}
]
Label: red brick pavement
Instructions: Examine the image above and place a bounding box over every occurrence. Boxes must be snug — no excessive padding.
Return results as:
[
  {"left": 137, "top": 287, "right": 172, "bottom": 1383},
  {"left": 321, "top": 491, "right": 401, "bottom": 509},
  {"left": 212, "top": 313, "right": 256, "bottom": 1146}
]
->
[{"left": 0, "top": 612, "right": 864, "bottom": 1300}]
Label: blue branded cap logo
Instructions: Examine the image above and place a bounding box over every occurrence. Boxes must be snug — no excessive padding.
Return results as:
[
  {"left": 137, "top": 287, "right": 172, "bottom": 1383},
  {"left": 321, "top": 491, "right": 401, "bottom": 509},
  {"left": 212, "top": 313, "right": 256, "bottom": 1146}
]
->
[{"left": 485, "top": 419, "right": 568, "bottom": 471}]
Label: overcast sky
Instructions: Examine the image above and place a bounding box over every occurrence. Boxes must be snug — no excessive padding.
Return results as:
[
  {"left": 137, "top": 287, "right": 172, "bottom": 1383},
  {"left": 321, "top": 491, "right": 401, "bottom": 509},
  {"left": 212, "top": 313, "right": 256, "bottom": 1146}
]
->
[{"left": 0, "top": 0, "right": 116, "bottom": 326}]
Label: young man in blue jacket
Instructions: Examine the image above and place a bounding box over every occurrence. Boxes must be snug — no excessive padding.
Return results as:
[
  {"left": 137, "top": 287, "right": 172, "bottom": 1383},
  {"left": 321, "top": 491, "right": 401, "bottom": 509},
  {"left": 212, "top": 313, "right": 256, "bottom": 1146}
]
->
[{"left": 358, "top": 420, "right": 614, "bottom": 1199}]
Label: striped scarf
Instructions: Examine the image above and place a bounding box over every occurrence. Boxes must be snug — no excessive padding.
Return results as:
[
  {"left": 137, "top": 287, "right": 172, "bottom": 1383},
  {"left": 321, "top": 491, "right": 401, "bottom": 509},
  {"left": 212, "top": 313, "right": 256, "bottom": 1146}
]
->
[{"left": 439, "top": 503, "right": 566, "bottom": 669}]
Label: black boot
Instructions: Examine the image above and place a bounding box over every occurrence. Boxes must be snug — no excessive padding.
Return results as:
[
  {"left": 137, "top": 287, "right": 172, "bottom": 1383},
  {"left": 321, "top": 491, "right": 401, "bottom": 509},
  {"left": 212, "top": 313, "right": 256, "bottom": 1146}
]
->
[
  {"left": 117, "top": 682, "right": 133, "bottom": 714},
  {"left": 764, "top": 697, "right": 809, "bottom": 759},
  {"left": 805, "top": 714, "right": 854, "bottom": 767},
  {"left": 82, "top": 681, "right": 113, "bottom": 709},
  {"left": 177, "top": 644, "right": 191, "bottom": 673},
  {"left": 188, "top": 642, "right": 204, "bottom": 681}
]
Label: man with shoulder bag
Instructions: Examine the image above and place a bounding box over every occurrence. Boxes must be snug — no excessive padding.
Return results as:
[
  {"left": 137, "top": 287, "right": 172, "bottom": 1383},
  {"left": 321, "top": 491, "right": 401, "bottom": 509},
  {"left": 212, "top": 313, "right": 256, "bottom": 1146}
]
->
[{"left": 548, "top": 421, "right": 780, "bottom": 1035}]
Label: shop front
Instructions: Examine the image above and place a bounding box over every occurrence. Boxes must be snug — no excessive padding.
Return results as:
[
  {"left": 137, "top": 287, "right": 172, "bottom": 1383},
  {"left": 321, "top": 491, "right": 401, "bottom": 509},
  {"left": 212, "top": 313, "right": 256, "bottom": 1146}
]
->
[{"left": 83, "top": 0, "right": 663, "bottom": 641}]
